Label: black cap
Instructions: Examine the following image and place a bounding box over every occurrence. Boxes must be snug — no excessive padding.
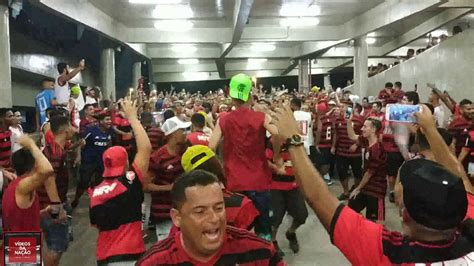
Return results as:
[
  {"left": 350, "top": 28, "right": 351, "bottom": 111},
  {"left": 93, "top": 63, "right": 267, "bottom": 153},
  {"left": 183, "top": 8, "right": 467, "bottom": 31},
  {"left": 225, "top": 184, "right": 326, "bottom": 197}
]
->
[{"left": 400, "top": 159, "right": 467, "bottom": 230}]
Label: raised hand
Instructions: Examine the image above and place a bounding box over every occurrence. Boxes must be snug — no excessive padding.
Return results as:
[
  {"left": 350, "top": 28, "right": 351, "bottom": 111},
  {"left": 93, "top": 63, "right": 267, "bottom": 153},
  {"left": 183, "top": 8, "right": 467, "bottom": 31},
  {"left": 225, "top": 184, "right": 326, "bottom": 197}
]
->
[{"left": 122, "top": 96, "right": 138, "bottom": 120}]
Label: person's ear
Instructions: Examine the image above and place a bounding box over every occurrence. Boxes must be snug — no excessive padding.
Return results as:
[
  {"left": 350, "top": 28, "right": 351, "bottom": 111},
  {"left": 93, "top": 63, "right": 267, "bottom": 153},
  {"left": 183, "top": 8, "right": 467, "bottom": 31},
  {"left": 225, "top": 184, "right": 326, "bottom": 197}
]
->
[{"left": 170, "top": 208, "right": 182, "bottom": 228}]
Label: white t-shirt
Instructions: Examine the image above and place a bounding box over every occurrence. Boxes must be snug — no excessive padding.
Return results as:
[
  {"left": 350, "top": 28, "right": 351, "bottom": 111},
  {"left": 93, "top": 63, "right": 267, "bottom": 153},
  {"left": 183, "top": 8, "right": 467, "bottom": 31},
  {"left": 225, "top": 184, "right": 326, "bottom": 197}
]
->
[
  {"left": 54, "top": 75, "right": 69, "bottom": 105},
  {"left": 293, "top": 110, "right": 313, "bottom": 154},
  {"left": 434, "top": 106, "right": 445, "bottom": 128},
  {"left": 9, "top": 125, "right": 23, "bottom": 153}
]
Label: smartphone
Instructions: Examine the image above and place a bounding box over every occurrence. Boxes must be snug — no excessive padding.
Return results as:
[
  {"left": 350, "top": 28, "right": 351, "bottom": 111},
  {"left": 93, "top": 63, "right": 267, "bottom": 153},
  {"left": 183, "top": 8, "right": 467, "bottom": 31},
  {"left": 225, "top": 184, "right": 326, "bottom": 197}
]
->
[
  {"left": 345, "top": 106, "right": 353, "bottom": 119},
  {"left": 385, "top": 104, "right": 421, "bottom": 123}
]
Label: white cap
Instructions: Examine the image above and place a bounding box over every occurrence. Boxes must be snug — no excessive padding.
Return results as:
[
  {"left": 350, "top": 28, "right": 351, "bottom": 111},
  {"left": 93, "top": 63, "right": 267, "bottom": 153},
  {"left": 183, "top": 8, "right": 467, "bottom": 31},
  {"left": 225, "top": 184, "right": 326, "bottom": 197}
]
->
[
  {"left": 328, "top": 100, "right": 336, "bottom": 105},
  {"left": 161, "top": 116, "right": 191, "bottom": 136}
]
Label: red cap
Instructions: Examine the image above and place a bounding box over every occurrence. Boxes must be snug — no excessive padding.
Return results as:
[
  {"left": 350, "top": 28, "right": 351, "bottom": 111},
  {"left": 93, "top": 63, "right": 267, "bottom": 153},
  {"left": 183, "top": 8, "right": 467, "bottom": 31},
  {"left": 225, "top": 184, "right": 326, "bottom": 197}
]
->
[
  {"left": 317, "top": 102, "right": 328, "bottom": 113},
  {"left": 102, "top": 146, "right": 128, "bottom": 177}
]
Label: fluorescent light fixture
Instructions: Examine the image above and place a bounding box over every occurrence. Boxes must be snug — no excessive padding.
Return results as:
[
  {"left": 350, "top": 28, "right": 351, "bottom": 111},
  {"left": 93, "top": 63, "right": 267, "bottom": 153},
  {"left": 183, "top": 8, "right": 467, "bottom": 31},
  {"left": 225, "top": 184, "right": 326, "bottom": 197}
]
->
[
  {"left": 177, "top": 59, "right": 199, "bottom": 64},
  {"left": 154, "top": 20, "right": 194, "bottom": 31},
  {"left": 280, "top": 3, "right": 320, "bottom": 16},
  {"left": 365, "top": 37, "right": 376, "bottom": 44},
  {"left": 280, "top": 17, "right": 319, "bottom": 27},
  {"left": 367, "top": 32, "right": 376, "bottom": 37},
  {"left": 430, "top": 29, "right": 448, "bottom": 37},
  {"left": 129, "top": 0, "right": 181, "bottom": 4},
  {"left": 171, "top": 44, "right": 197, "bottom": 53},
  {"left": 250, "top": 43, "right": 276, "bottom": 52},
  {"left": 152, "top": 5, "right": 193, "bottom": 19},
  {"left": 247, "top": 58, "right": 268, "bottom": 64},
  {"left": 182, "top": 72, "right": 208, "bottom": 80}
]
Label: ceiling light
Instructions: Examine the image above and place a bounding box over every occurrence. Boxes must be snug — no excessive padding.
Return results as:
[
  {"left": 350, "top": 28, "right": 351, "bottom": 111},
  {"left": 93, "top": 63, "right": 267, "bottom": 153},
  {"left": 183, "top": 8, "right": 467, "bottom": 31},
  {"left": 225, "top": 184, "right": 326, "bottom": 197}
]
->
[
  {"left": 280, "top": 17, "right": 320, "bottom": 27},
  {"left": 250, "top": 43, "right": 276, "bottom": 52},
  {"left": 367, "top": 32, "right": 376, "bottom": 37},
  {"left": 430, "top": 29, "right": 448, "bottom": 37},
  {"left": 280, "top": 4, "right": 320, "bottom": 17},
  {"left": 154, "top": 20, "right": 194, "bottom": 31},
  {"left": 171, "top": 44, "right": 197, "bottom": 53},
  {"left": 152, "top": 5, "right": 193, "bottom": 19},
  {"left": 129, "top": 0, "right": 181, "bottom": 4},
  {"left": 365, "top": 37, "right": 376, "bottom": 44},
  {"left": 177, "top": 59, "right": 199, "bottom": 64},
  {"left": 248, "top": 58, "right": 268, "bottom": 64}
]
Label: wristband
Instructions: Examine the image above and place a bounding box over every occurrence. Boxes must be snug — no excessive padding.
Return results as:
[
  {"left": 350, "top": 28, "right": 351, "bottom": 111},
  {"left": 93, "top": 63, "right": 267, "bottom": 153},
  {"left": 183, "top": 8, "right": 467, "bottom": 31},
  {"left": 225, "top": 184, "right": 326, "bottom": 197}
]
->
[{"left": 50, "top": 201, "right": 62, "bottom": 205}]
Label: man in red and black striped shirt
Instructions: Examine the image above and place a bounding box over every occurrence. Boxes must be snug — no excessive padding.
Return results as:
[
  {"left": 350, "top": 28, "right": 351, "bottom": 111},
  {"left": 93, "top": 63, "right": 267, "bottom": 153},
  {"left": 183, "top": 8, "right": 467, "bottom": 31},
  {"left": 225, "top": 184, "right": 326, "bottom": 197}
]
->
[
  {"left": 449, "top": 99, "right": 473, "bottom": 156},
  {"left": 146, "top": 116, "right": 190, "bottom": 241},
  {"left": 0, "top": 108, "right": 16, "bottom": 235},
  {"left": 136, "top": 170, "right": 284, "bottom": 266},
  {"left": 38, "top": 115, "right": 75, "bottom": 266},
  {"left": 347, "top": 118, "right": 387, "bottom": 222},
  {"left": 141, "top": 112, "right": 164, "bottom": 151},
  {"left": 332, "top": 104, "right": 364, "bottom": 200},
  {"left": 79, "top": 104, "right": 97, "bottom": 136},
  {"left": 314, "top": 103, "right": 335, "bottom": 184}
]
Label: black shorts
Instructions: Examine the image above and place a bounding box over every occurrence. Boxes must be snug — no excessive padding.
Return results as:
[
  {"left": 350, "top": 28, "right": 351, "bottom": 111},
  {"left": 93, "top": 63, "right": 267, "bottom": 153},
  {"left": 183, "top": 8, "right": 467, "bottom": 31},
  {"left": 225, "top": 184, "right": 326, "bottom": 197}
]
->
[
  {"left": 312, "top": 147, "right": 332, "bottom": 168},
  {"left": 336, "top": 155, "right": 363, "bottom": 181},
  {"left": 78, "top": 161, "right": 104, "bottom": 189},
  {"left": 270, "top": 188, "right": 308, "bottom": 228},
  {"left": 348, "top": 193, "right": 385, "bottom": 221},
  {"left": 386, "top": 152, "right": 405, "bottom": 177}
]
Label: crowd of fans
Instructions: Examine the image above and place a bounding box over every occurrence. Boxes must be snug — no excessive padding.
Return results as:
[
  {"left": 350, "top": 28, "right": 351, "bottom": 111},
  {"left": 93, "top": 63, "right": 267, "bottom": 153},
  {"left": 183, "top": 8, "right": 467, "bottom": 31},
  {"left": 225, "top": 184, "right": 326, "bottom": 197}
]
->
[{"left": 0, "top": 57, "right": 474, "bottom": 266}]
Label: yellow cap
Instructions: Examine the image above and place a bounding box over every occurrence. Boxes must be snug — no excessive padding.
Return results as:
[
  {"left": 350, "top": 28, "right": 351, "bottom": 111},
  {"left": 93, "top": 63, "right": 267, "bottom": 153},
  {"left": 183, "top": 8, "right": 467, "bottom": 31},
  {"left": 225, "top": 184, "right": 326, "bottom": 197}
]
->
[
  {"left": 197, "top": 111, "right": 208, "bottom": 122},
  {"left": 311, "top": 86, "right": 320, "bottom": 93},
  {"left": 181, "top": 145, "right": 215, "bottom": 173}
]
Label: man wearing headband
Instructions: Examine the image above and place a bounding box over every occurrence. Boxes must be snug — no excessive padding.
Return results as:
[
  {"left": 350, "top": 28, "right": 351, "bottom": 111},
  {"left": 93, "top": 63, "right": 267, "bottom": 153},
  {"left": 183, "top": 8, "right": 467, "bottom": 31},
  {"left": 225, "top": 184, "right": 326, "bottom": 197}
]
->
[
  {"left": 271, "top": 104, "right": 474, "bottom": 265},
  {"left": 209, "top": 73, "right": 281, "bottom": 241}
]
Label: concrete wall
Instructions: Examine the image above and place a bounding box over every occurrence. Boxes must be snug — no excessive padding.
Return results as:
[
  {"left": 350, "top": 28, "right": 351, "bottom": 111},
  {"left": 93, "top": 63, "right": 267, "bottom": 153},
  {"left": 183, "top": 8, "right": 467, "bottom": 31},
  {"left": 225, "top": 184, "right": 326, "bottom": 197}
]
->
[
  {"left": 363, "top": 29, "right": 474, "bottom": 102},
  {"left": 12, "top": 80, "right": 38, "bottom": 107}
]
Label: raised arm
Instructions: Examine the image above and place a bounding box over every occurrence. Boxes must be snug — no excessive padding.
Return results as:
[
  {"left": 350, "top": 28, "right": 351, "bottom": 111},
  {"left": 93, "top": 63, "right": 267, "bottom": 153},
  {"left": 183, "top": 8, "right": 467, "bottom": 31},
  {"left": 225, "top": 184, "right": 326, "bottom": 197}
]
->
[
  {"left": 427, "top": 84, "right": 455, "bottom": 114},
  {"left": 208, "top": 120, "right": 222, "bottom": 151},
  {"left": 58, "top": 59, "right": 85, "bottom": 85},
  {"left": 15, "top": 135, "right": 54, "bottom": 206},
  {"left": 415, "top": 105, "right": 473, "bottom": 193},
  {"left": 346, "top": 116, "right": 358, "bottom": 141},
  {"left": 122, "top": 97, "right": 152, "bottom": 177},
  {"left": 273, "top": 105, "right": 339, "bottom": 230}
]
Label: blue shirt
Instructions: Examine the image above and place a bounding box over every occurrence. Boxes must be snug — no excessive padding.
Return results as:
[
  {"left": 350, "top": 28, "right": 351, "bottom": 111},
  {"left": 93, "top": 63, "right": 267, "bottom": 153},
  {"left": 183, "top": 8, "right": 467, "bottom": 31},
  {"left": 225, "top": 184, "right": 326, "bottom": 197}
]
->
[
  {"left": 82, "top": 126, "right": 114, "bottom": 164},
  {"left": 35, "top": 89, "right": 55, "bottom": 124}
]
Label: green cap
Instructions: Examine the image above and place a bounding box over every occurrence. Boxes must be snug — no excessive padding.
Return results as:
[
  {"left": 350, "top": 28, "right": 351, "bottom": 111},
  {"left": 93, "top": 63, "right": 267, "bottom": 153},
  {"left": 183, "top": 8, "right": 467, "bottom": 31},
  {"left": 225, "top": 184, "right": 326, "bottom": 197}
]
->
[
  {"left": 229, "top": 73, "right": 252, "bottom": 102},
  {"left": 70, "top": 85, "right": 81, "bottom": 96}
]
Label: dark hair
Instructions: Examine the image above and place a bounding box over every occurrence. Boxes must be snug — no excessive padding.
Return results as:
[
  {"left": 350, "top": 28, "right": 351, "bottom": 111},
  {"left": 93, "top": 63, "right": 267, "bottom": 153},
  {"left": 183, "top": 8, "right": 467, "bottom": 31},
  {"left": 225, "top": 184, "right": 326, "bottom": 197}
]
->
[
  {"left": 171, "top": 170, "right": 219, "bottom": 209},
  {"left": 50, "top": 116, "right": 70, "bottom": 135},
  {"left": 191, "top": 113, "right": 205, "bottom": 128},
  {"left": 163, "top": 109, "right": 175, "bottom": 122},
  {"left": 141, "top": 112, "right": 153, "bottom": 124},
  {"left": 12, "top": 149, "right": 35, "bottom": 176},
  {"left": 424, "top": 103, "right": 435, "bottom": 114},
  {"left": 49, "top": 108, "right": 67, "bottom": 119},
  {"left": 202, "top": 102, "right": 212, "bottom": 112},
  {"left": 366, "top": 118, "right": 382, "bottom": 132},
  {"left": 460, "top": 99, "right": 472, "bottom": 107},
  {"left": 405, "top": 91, "right": 420, "bottom": 105},
  {"left": 193, "top": 157, "right": 226, "bottom": 186},
  {"left": 407, "top": 49, "right": 415, "bottom": 54},
  {"left": 0, "top": 108, "right": 11, "bottom": 119},
  {"left": 453, "top": 26, "right": 462, "bottom": 35},
  {"left": 385, "top": 82, "right": 393, "bottom": 88},
  {"left": 418, "top": 128, "right": 453, "bottom": 151},
  {"left": 57, "top": 62, "right": 68, "bottom": 74},
  {"left": 394, "top": 81, "right": 402, "bottom": 89},
  {"left": 354, "top": 103, "right": 362, "bottom": 114},
  {"left": 290, "top": 98, "right": 302, "bottom": 109},
  {"left": 83, "top": 104, "right": 95, "bottom": 110},
  {"left": 373, "top": 101, "right": 383, "bottom": 109},
  {"left": 41, "top": 78, "right": 54, "bottom": 85}
]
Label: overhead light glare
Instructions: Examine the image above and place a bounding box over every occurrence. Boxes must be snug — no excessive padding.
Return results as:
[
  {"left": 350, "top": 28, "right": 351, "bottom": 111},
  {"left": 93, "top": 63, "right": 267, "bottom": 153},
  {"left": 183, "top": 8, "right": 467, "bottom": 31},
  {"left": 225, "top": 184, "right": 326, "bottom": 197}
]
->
[
  {"left": 250, "top": 43, "right": 276, "bottom": 52},
  {"left": 129, "top": 0, "right": 181, "bottom": 4},
  {"left": 280, "top": 17, "right": 320, "bottom": 27},
  {"left": 430, "top": 29, "right": 448, "bottom": 37},
  {"left": 247, "top": 58, "right": 268, "bottom": 64},
  {"left": 177, "top": 59, "right": 199, "bottom": 64},
  {"left": 171, "top": 44, "right": 197, "bottom": 53},
  {"left": 182, "top": 72, "right": 208, "bottom": 80},
  {"left": 154, "top": 20, "right": 194, "bottom": 31},
  {"left": 152, "top": 5, "right": 193, "bottom": 19},
  {"left": 365, "top": 37, "right": 376, "bottom": 44},
  {"left": 367, "top": 32, "right": 376, "bottom": 37},
  {"left": 280, "top": 4, "right": 320, "bottom": 16}
]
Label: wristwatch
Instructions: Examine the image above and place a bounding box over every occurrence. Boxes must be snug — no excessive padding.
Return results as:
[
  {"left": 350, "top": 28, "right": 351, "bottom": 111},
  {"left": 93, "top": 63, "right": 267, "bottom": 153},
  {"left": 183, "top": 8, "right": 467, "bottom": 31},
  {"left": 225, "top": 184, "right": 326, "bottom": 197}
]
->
[{"left": 286, "top": 134, "right": 304, "bottom": 147}]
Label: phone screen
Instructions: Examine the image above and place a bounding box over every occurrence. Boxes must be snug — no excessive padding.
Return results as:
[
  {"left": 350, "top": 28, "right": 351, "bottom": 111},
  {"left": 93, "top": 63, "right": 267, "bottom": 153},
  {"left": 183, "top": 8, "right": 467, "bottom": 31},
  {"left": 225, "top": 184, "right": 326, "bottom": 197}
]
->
[
  {"left": 345, "top": 106, "right": 353, "bottom": 119},
  {"left": 386, "top": 104, "right": 420, "bottom": 123}
]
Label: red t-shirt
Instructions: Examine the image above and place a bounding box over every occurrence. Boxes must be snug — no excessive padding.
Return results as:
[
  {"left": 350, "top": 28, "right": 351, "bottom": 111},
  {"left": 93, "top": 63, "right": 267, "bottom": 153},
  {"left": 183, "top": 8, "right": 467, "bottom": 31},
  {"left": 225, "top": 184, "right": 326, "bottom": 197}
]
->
[
  {"left": 331, "top": 205, "right": 474, "bottom": 265},
  {"left": 186, "top": 131, "right": 210, "bottom": 146},
  {"left": 378, "top": 88, "right": 393, "bottom": 105},
  {"left": 79, "top": 117, "right": 97, "bottom": 136},
  {"left": 146, "top": 126, "right": 165, "bottom": 151},
  {"left": 136, "top": 226, "right": 285, "bottom": 266},
  {"left": 148, "top": 145, "right": 185, "bottom": 221},
  {"left": 465, "top": 193, "right": 474, "bottom": 220},
  {"left": 315, "top": 113, "right": 334, "bottom": 149},
  {"left": 335, "top": 115, "right": 363, "bottom": 157},
  {"left": 266, "top": 147, "right": 298, "bottom": 191},
  {"left": 358, "top": 137, "right": 387, "bottom": 199},
  {"left": 0, "top": 129, "right": 12, "bottom": 168},
  {"left": 2, "top": 177, "right": 41, "bottom": 232},
  {"left": 220, "top": 106, "right": 271, "bottom": 192},
  {"left": 449, "top": 116, "right": 471, "bottom": 155}
]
